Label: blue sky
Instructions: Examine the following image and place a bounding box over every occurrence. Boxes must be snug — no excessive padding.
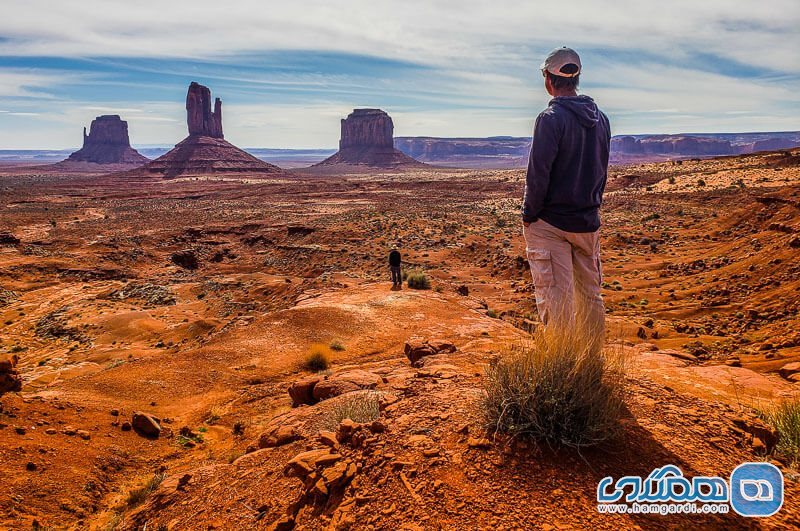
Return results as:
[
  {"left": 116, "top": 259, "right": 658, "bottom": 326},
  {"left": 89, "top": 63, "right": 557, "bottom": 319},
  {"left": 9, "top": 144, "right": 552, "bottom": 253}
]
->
[{"left": 0, "top": 0, "right": 798, "bottom": 149}]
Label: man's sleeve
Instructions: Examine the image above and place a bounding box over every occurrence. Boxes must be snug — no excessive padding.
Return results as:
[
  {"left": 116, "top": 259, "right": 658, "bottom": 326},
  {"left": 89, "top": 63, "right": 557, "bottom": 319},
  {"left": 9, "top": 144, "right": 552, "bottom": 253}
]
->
[{"left": 522, "top": 112, "right": 559, "bottom": 223}]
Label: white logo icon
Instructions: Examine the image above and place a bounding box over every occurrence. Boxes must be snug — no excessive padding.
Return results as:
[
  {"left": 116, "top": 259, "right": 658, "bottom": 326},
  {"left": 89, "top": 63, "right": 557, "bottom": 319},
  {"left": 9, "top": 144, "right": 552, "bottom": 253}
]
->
[{"left": 739, "top": 479, "right": 773, "bottom": 502}]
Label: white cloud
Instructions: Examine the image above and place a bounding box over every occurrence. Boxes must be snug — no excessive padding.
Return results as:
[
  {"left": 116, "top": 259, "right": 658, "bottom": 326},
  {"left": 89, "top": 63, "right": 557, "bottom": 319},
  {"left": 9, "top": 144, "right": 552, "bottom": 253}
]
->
[
  {"left": 2, "top": 1, "right": 798, "bottom": 72},
  {"left": 0, "top": 1, "right": 798, "bottom": 147}
]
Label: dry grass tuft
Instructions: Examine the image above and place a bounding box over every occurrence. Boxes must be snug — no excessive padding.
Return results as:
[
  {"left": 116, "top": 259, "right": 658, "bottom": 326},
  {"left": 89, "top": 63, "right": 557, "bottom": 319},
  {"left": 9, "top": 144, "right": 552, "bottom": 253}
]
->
[
  {"left": 320, "top": 391, "right": 381, "bottom": 430},
  {"left": 303, "top": 343, "right": 332, "bottom": 372},
  {"left": 764, "top": 397, "right": 800, "bottom": 466},
  {"left": 406, "top": 270, "right": 431, "bottom": 290},
  {"left": 482, "top": 324, "right": 625, "bottom": 448},
  {"left": 125, "top": 472, "right": 165, "bottom": 508}
]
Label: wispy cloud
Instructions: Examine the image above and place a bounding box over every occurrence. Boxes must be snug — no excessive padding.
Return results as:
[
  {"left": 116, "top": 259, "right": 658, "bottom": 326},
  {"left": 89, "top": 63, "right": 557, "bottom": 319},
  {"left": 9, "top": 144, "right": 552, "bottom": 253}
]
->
[{"left": 0, "top": 0, "right": 798, "bottom": 148}]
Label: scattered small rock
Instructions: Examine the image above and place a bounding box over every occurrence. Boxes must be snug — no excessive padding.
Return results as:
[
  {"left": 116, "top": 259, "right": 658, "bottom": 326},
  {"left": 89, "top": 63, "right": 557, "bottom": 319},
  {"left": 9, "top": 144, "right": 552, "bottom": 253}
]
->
[{"left": 467, "top": 437, "right": 492, "bottom": 449}]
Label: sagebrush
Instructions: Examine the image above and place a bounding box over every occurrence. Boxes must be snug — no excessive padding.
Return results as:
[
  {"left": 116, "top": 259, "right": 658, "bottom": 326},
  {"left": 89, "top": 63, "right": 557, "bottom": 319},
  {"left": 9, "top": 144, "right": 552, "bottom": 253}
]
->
[
  {"left": 482, "top": 324, "right": 625, "bottom": 448},
  {"left": 406, "top": 270, "right": 431, "bottom": 290}
]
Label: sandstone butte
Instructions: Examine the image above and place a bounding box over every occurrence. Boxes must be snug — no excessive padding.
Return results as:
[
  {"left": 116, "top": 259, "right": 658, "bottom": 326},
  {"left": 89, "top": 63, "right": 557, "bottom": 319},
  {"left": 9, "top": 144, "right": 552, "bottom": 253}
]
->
[
  {"left": 140, "top": 82, "right": 282, "bottom": 178},
  {"left": 314, "top": 108, "right": 423, "bottom": 168},
  {"left": 65, "top": 114, "right": 149, "bottom": 165}
]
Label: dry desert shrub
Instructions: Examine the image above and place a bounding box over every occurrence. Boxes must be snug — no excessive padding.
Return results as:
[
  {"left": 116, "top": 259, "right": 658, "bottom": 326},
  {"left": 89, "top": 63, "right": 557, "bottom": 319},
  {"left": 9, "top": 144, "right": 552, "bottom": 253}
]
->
[
  {"left": 321, "top": 390, "right": 381, "bottom": 431},
  {"left": 125, "top": 472, "right": 165, "bottom": 508},
  {"left": 764, "top": 397, "right": 800, "bottom": 466},
  {"left": 406, "top": 270, "right": 431, "bottom": 290},
  {"left": 482, "top": 323, "right": 625, "bottom": 448},
  {"left": 303, "top": 343, "right": 332, "bottom": 372}
]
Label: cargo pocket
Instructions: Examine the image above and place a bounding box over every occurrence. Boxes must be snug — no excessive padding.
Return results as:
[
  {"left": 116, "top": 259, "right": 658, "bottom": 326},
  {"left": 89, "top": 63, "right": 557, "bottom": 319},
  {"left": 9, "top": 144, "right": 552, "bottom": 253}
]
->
[
  {"left": 526, "top": 248, "right": 555, "bottom": 288},
  {"left": 596, "top": 255, "right": 603, "bottom": 285}
]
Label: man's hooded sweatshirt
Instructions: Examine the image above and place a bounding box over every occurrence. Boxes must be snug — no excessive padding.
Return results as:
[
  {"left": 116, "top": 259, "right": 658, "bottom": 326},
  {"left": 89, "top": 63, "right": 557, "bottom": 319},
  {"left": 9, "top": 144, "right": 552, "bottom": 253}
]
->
[{"left": 522, "top": 95, "right": 611, "bottom": 233}]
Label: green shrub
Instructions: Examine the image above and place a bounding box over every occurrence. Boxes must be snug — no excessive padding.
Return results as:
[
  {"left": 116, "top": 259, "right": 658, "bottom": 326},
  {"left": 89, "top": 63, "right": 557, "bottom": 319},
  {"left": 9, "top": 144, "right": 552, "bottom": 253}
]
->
[
  {"left": 406, "top": 270, "right": 431, "bottom": 290},
  {"left": 329, "top": 340, "right": 346, "bottom": 352},
  {"left": 482, "top": 325, "right": 625, "bottom": 448}
]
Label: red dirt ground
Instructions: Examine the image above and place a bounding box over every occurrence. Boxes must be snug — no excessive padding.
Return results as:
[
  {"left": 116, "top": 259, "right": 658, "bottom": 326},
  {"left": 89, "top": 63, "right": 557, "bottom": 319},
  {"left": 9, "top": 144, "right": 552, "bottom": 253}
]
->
[{"left": 1, "top": 150, "right": 799, "bottom": 529}]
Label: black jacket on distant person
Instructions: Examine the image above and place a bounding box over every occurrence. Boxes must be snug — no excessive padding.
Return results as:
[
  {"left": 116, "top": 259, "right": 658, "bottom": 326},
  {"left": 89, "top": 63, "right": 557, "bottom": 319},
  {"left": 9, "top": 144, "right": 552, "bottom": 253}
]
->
[
  {"left": 389, "top": 250, "right": 401, "bottom": 267},
  {"left": 522, "top": 95, "right": 611, "bottom": 233}
]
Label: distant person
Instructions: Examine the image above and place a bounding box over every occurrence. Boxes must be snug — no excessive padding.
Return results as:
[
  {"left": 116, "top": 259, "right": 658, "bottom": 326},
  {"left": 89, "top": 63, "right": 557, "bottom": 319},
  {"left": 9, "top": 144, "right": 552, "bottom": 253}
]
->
[
  {"left": 389, "top": 248, "right": 402, "bottom": 288},
  {"left": 522, "top": 47, "right": 611, "bottom": 348}
]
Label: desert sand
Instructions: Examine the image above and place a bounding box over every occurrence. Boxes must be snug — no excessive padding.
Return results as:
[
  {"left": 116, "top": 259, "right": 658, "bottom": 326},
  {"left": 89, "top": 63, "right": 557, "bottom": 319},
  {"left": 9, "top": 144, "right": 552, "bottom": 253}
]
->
[{"left": 0, "top": 149, "right": 799, "bottom": 529}]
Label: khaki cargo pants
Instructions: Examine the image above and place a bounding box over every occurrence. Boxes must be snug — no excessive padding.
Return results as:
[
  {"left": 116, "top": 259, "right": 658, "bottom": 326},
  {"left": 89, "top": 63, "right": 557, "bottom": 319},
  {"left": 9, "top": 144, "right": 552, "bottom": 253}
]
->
[{"left": 523, "top": 219, "right": 605, "bottom": 345}]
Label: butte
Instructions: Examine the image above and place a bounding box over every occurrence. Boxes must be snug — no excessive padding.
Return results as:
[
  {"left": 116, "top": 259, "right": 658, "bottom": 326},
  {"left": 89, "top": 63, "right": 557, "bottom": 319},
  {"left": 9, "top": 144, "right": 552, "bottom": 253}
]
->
[
  {"left": 50, "top": 115, "right": 149, "bottom": 170},
  {"left": 313, "top": 109, "right": 423, "bottom": 169},
  {"left": 141, "top": 82, "right": 282, "bottom": 178}
]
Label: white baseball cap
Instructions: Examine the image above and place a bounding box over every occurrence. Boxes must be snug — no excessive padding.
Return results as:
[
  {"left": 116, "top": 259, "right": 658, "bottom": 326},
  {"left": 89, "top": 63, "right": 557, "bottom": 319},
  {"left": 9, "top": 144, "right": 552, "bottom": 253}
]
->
[{"left": 541, "top": 47, "right": 582, "bottom": 78}]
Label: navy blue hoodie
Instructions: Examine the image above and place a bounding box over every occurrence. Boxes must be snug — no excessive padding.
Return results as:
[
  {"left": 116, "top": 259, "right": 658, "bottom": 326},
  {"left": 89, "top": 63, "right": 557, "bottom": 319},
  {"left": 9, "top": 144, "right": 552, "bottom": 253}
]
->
[{"left": 522, "top": 95, "right": 610, "bottom": 232}]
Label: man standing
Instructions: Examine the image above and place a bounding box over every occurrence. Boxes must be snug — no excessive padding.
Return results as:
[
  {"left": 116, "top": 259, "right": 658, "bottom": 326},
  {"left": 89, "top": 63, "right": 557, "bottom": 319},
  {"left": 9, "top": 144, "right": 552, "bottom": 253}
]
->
[
  {"left": 522, "top": 47, "right": 610, "bottom": 346},
  {"left": 389, "top": 248, "right": 402, "bottom": 288}
]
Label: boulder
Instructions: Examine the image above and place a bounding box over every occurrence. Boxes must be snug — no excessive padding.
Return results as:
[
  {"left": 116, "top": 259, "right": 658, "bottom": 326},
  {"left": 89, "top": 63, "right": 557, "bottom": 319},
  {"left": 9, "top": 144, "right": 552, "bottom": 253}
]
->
[
  {"left": 283, "top": 449, "right": 339, "bottom": 478},
  {"left": 257, "top": 423, "right": 303, "bottom": 448},
  {"left": 0, "top": 353, "right": 18, "bottom": 373},
  {"left": 288, "top": 375, "right": 323, "bottom": 406},
  {"left": 131, "top": 411, "right": 161, "bottom": 438},
  {"left": 404, "top": 338, "right": 457, "bottom": 367},
  {"left": 428, "top": 339, "right": 457, "bottom": 354},
  {"left": 0, "top": 353, "right": 21, "bottom": 394},
  {"left": 312, "top": 370, "right": 382, "bottom": 401},
  {"left": 779, "top": 362, "right": 800, "bottom": 380},
  {"left": 732, "top": 416, "right": 778, "bottom": 453}
]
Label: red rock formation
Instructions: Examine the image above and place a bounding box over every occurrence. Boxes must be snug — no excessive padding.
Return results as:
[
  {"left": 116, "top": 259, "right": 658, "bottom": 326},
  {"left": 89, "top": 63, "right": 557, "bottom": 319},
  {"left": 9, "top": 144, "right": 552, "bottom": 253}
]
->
[
  {"left": 315, "top": 109, "right": 422, "bottom": 168},
  {"left": 0, "top": 353, "right": 21, "bottom": 394},
  {"left": 339, "top": 109, "right": 393, "bottom": 149},
  {"left": 614, "top": 135, "right": 735, "bottom": 156},
  {"left": 66, "top": 115, "right": 148, "bottom": 165},
  {"left": 186, "top": 82, "right": 223, "bottom": 139},
  {"left": 745, "top": 138, "right": 800, "bottom": 153},
  {"left": 139, "top": 82, "right": 282, "bottom": 178}
]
